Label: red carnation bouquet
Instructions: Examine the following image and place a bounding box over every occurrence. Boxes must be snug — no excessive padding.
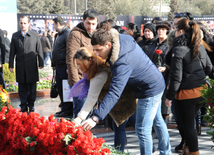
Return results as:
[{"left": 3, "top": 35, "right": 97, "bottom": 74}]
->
[
  {"left": 0, "top": 105, "right": 111, "bottom": 154},
  {"left": 156, "top": 49, "right": 163, "bottom": 67}
]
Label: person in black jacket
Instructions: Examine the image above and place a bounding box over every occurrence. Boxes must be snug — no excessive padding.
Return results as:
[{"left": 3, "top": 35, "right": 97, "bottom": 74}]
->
[
  {"left": 3, "top": 30, "right": 10, "bottom": 64},
  {"left": 9, "top": 16, "right": 44, "bottom": 112},
  {"left": 0, "top": 29, "right": 5, "bottom": 89},
  {"left": 165, "top": 19, "right": 212, "bottom": 155},
  {"left": 146, "top": 21, "right": 172, "bottom": 122},
  {"left": 126, "top": 23, "right": 142, "bottom": 43},
  {"left": 51, "top": 16, "right": 72, "bottom": 117},
  {"left": 138, "top": 23, "right": 157, "bottom": 55}
]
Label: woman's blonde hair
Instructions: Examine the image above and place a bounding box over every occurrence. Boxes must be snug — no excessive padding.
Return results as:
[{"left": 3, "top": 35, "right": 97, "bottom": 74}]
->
[{"left": 74, "top": 47, "right": 107, "bottom": 80}]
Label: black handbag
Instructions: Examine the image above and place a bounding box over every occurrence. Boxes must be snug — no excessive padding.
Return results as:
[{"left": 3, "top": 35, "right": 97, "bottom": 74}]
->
[{"left": 50, "top": 70, "right": 58, "bottom": 98}]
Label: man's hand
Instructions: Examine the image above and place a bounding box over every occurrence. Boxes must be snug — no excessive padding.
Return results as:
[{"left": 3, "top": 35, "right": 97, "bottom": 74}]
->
[
  {"left": 9, "top": 68, "right": 14, "bottom": 73},
  {"left": 39, "top": 67, "right": 43, "bottom": 69},
  {"left": 0, "top": 64, "right": 2, "bottom": 68},
  {"left": 165, "top": 99, "right": 172, "bottom": 107},
  {"left": 81, "top": 118, "right": 97, "bottom": 130},
  {"left": 158, "top": 66, "right": 166, "bottom": 72}
]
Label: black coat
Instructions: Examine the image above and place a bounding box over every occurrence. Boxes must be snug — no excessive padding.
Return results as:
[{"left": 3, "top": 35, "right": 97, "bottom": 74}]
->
[
  {"left": 52, "top": 26, "right": 70, "bottom": 67},
  {"left": 146, "top": 38, "right": 169, "bottom": 66},
  {"left": 165, "top": 33, "right": 213, "bottom": 100},
  {"left": 9, "top": 30, "right": 44, "bottom": 83},
  {"left": 138, "top": 36, "right": 157, "bottom": 55},
  {"left": 4, "top": 37, "right": 10, "bottom": 63},
  {"left": 0, "top": 29, "right": 5, "bottom": 67}
]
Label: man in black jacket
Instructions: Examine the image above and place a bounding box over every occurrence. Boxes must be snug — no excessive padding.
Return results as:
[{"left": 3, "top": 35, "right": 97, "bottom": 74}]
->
[
  {"left": 0, "top": 29, "right": 5, "bottom": 89},
  {"left": 51, "top": 16, "right": 72, "bottom": 117},
  {"left": 9, "top": 16, "right": 44, "bottom": 113},
  {"left": 3, "top": 30, "right": 10, "bottom": 64}
]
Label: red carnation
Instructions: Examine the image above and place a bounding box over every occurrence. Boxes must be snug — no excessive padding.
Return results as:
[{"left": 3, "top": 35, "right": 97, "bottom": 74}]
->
[
  {"left": 156, "top": 49, "right": 163, "bottom": 54},
  {"left": 29, "top": 141, "right": 35, "bottom": 147}
]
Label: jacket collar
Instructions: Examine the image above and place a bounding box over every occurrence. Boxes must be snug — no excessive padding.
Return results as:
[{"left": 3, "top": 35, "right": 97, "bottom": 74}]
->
[
  {"left": 171, "top": 33, "right": 191, "bottom": 48},
  {"left": 57, "top": 26, "right": 67, "bottom": 35},
  {"left": 72, "top": 22, "right": 92, "bottom": 38},
  {"left": 107, "top": 28, "right": 120, "bottom": 64}
]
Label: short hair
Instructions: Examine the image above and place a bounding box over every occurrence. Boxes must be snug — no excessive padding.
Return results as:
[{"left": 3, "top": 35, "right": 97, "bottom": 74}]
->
[
  {"left": 98, "top": 20, "right": 111, "bottom": 31},
  {"left": 3, "top": 30, "right": 7, "bottom": 36},
  {"left": 107, "top": 19, "right": 116, "bottom": 27},
  {"left": 91, "top": 29, "right": 112, "bottom": 46},
  {"left": 53, "top": 16, "right": 65, "bottom": 26},
  {"left": 20, "top": 15, "right": 30, "bottom": 23},
  {"left": 83, "top": 9, "right": 99, "bottom": 21}
]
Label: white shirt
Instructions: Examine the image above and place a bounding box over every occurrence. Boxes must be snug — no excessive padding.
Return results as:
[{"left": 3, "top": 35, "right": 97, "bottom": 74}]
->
[{"left": 77, "top": 70, "right": 108, "bottom": 119}]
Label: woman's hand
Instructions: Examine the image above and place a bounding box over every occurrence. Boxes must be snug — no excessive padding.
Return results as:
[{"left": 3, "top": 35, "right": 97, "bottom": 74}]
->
[
  {"left": 165, "top": 99, "right": 172, "bottom": 107},
  {"left": 81, "top": 118, "right": 97, "bottom": 130},
  {"left": 158, "top": 66, "right": 166, "bottom": 72}
]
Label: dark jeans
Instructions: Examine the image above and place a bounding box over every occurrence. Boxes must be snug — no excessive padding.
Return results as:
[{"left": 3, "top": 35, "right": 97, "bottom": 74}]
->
[
  {"left": 43, "top": 52, "right": 52, "bottom": 66},
  {"left": 175, "top": 97, "right": 204, "bottom": 152},
  {"left": 18, "top": 82, "right": 37, "bottom": 111},
  {"left": 0, "top": 71, "right": 5, "bottom": 89},
  {"left": 56, "top": 66, "right": 73, "bottom": 114},
  {"left": 112, "top": 112, "right": 136, "bottom": 151}
]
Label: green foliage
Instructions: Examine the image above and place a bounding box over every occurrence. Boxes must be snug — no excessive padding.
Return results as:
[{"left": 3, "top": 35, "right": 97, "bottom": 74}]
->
[
  {"left": 3, "top": 63, "right": 16, "bottom": 83},
  {"left": 101, "top": 143, "right": 130, "bottom": 155},
  {"left": 5, "top": 84, "right": 18, "bottom": 92},
  {"left": 38, "top": 70, "right": 49, "bottom": 78},
  {"left": 201, "top": 78, "right": 214, "bottom": 149},
  {"left": 36, "top": 79, "right": 52, "bottom": 90}
]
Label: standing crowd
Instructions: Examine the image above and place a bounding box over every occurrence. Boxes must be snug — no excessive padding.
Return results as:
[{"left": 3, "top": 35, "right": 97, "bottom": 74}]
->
[{"left": 0, "top": 9, "right": 213, "bottom": 155}]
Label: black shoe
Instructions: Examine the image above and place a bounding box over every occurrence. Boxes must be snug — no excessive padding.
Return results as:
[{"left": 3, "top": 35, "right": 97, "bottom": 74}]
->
[
  {"left": 175, "top": 142, "right": 184, "bottom": 153},
  {"left": 58, "top": 112, "right": 72, "bottom": 117},
  {"left": 54, "top": 111, "right": 63, "bottom": 116},
  {"left": 59, "top": 102, "right": 63, "bottom": 107},
  {"left": 196, "top": 124, "right": 201, "bottom": 135},
  {"left": 20, "top": 107, "right": 28, "bottom": 112}
]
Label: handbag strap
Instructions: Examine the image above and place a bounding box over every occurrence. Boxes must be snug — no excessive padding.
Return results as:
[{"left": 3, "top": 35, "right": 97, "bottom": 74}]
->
[{"left": 52, "top": 70, "right": 56, "bottom": 84}]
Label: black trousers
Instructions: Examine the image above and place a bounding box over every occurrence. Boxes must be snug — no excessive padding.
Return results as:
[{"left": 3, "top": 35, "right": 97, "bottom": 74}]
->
[
  {"left": 18, "top": 82, "right": 37, "bottom": 111},
  {"left": 175, "top": 97, "right": 204, "bottom": 152},
  {"left": 56, "top": 66, "right": 73, "bottom": 114}
]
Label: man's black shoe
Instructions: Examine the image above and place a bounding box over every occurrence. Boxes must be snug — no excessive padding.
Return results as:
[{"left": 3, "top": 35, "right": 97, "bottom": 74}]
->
[
  {"left": 55, "top": 111, "right": 63, "bottom": 115},
  {"left": 59, "top": 102, "right": 63, "bottom": 107},
  {"left": 58, "top": 112, "right": 72, "bottom": 117},
  {"left": 20, "top": 107, "right": 28, "bottom": 112}
]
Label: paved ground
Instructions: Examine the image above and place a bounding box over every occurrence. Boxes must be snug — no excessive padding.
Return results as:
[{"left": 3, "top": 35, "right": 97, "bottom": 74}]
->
[{"left": 10, "top": 94, "right": 214, "bottom": 155}]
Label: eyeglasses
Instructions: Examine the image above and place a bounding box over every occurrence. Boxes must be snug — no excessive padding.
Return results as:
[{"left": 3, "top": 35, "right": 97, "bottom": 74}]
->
[{"left": 174, "top": 12, "right": 188, "bottom": 19}]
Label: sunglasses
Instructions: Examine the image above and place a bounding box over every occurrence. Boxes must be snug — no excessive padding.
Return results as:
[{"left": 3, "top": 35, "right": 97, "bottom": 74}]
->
[{"left": 174, "top": 12, "right": 188, "bottom": 19}]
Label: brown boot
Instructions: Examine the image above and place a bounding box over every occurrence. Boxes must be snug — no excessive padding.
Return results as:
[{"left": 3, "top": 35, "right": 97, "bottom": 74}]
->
[{"left": 189, "top": 150, "right": 200, "bottom": 155}]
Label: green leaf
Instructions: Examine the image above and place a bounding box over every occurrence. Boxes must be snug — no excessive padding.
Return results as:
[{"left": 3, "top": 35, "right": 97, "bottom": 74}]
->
[{"left": 25, "top": 136, "right": 33, "bottom": 143}]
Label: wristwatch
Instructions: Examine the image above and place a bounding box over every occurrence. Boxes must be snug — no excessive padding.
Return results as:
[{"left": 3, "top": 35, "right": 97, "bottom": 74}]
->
[{"left": 91, "top": 116, "right": 99, "bottom": 124}]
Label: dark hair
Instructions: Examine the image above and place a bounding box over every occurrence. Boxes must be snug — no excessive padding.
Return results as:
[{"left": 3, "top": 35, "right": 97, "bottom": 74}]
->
[
  {"left": 91, "top": 29, "right": 112, "bottom": 46},
  {"left": 107, "top": 19, "right": 116, "bottom": 27},
  {"left": 127, "top": 23, "right": 141, "bottom": 41},
  {"left": 113, "top": 26, "right": 126, "bottom": 34},
  {"left": 176, "top": 19, "right": 201, "bottom": 59},
  {"left": 74, "top": 47, "right": 106, "bottom": 80},
  {"left": 83, "top": 9, "right": 99, "bottom": 21},
  {"left": 197, "top": 21, "right": 213, "bottom": 52},
  {"left": 98, "top": 20, "right": 111, "bottom": 31},
  {"left": 53, "top": 16, "right": 65, "bottom": 26},
  {"left": 151, "top": 17, "right": 162, "bottom": 24},
  {"left": 174, "top": 12, "right": 193, "bottom": 20},
  {"left": 3, "top": 30, "right": 7, "bottom": 36},
  {"left": 20, "top": 15, "right": 30, "bottom": 23}
]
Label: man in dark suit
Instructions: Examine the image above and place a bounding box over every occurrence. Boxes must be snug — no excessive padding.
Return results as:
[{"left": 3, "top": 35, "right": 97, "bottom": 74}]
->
[
  {"left": 9, "top": 15, "right": 44, "bottom": 113},
  {"left": 0, "top": 29, "right": 5, "bottom": 88}
]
